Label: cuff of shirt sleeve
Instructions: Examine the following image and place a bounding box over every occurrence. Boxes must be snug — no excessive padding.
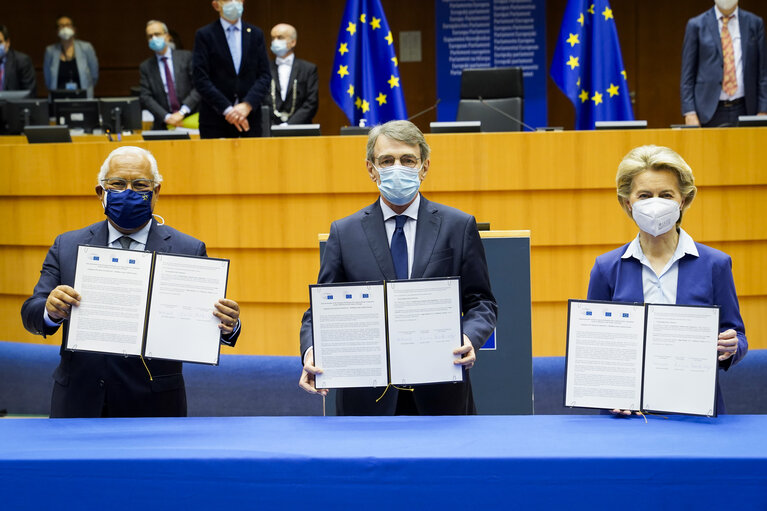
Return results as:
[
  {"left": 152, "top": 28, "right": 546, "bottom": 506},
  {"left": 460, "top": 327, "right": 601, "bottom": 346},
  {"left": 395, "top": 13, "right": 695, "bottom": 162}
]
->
[
  {"left": 220, "top": 319, "right": 240, "bottom": 346},
  {"left": 164, "top": 113, "right": 172, "bottom": 123},
  {"left": 223, "top": 106, "right": 234, "bottom": 116},
  {"left": 180, "top": 105, "right": 190, "bottom": 116},
  {"left": 43, "top": 309, "right": 64, "bottom": 328}
]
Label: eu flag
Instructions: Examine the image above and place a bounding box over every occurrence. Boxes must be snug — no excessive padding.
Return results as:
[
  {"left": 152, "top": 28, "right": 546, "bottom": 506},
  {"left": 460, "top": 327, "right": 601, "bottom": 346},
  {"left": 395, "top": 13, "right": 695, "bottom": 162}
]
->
[
  {"left": 550, "top": 0, "right": 633, "bottom": 130},
  {"left": 330, "top": 0, "right": 407, "bottom": 126}
]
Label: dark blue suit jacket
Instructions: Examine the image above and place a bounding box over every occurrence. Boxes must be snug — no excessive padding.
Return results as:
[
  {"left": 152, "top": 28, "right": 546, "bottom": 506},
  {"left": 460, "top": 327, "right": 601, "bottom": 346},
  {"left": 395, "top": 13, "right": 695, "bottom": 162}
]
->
[
  {"left": 300, "top": 196, "right": 497, "bottom": 415},
  {"left": 681, "top": 7, "right": 767, "bottom": 124},
  {"left": 20, "top": 220, "right": 240, "bottom": 418},
  {"left": 587, "top": 240, "right": 748, "bottom": 413},
  {"left": 192, "top": 19, "right": 271, "bottom": 138}
]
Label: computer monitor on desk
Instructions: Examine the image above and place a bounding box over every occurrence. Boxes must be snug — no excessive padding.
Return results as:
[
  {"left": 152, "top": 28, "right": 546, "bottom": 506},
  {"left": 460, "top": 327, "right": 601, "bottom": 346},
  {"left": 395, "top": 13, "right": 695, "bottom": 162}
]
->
[
  {"left": 54, "top": 99, "right": 100, "bottom": 133},
  {"left": 0, "top": 90, "right": 33, "bottom": 101},
  {"left": 270, "top": 124, "right": 321, "bottom": 137},
  {"left": 99, "top": 97, "right": 142, "bottom": 133},
  {"left": 4, "top": 99, "right": 49, "bottom": 134},
  {"left": 50, "top": 89, "right": 87, "bottom": 101}
]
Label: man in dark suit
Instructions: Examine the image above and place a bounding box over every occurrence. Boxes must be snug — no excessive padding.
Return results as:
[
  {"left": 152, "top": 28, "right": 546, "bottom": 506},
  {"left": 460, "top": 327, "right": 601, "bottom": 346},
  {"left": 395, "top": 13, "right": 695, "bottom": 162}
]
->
[
  {"left": 681, "top": 0, "right": 767, "bottom": 126},
  {"left": 21, "top": 146, "right": 241, "bottom": 418},
  {"left": 299, "top": 120, "right": 497, "bottom": 416},
  {"left": 0, "top": 25, "right": 36, "bottom": 94},
  {"left": 264, "top": 23, "right": 318, "bottom": 125},
  {"left": 139, "top": 20, "right": 200, "bottom": 130},
  {"left": 192, "top": 0, "right": 271, "bottom": 138}
]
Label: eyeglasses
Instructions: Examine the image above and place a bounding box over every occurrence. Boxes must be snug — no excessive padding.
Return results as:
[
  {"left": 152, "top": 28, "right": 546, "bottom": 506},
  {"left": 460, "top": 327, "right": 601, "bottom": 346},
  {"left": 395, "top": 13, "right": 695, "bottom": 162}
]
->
[
  {"left": 374, "top": 154, "right": 420, "bottom": 169},
  {"left": 101, "top": 178, "right": 156, "bottom": 192}
]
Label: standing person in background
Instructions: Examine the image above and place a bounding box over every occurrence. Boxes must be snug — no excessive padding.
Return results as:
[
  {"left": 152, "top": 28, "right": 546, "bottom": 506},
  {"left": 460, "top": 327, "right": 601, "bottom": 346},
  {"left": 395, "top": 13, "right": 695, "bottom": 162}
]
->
[
  {"left": 681, "top": 0, "right": 767, "bottom": 126},
  {"left": 193, "top": 0, "right": 271, "bottom": 138},
  {"left": 43, "top": 15, "right": 99, "bottom": 98},
  {"left": 0, "top": 25, "right": 36, "bottom": 94},
  {"left": 140, "top": 20, "right": 200, "bottom": 130},
  {"left": 264, "top": 23, "right": 318, "bottom": 126}
]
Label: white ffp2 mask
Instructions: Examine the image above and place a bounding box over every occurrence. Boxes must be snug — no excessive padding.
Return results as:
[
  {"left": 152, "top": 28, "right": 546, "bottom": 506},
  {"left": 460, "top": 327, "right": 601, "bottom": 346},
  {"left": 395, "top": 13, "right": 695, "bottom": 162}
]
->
[{"left": 631, "top": 198, "right": 681, "bottom": 237}]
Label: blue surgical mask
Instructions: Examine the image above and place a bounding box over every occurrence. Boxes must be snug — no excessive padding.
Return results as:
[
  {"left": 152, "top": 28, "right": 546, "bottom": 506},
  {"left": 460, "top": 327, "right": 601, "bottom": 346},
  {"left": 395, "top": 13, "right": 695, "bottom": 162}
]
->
[
  {"left": 103, "top": 189, "right": 154, "bottom": 230},
  {"left": 271, "top": 39, "right": 289, "bottom": 57},
  {"left": 222, "top": 1, "right": 244, "bottom": 21},
  {"left": 376, "top": 165, "right": 422, "bottom": 206},
  {"left": 148, "top": 36, "right": 166, "bottom": 53}
]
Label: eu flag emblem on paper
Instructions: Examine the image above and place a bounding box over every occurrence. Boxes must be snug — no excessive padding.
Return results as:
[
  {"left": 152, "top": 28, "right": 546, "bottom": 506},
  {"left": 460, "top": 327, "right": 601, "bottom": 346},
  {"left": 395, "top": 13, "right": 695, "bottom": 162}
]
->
[
  {"left": 330, "top": 0, "right": 407, "bottom": 126},
  {"left": 550, "top": 0, "right": 633, "bottom": 129}
]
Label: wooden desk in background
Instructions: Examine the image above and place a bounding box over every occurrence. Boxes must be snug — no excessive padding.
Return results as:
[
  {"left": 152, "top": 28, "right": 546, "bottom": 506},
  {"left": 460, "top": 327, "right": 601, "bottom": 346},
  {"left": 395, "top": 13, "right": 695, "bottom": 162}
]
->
[{"left": 1, "top": 129, "right": 765, "bottom": 357}]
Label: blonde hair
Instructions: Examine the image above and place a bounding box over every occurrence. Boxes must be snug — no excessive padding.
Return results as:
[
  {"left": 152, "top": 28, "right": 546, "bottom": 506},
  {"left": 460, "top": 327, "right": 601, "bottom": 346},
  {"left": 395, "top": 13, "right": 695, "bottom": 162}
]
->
[{"left": 616, "top": 145, "right": 696, "bottom": 224}]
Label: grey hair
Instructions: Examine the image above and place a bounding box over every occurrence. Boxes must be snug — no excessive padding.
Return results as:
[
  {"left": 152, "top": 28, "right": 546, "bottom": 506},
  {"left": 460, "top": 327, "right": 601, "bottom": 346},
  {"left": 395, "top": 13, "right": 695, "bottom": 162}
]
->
[
  {"left": 97, "top": 146, "right": 163, "bottom": 184},
  {"left": 366, "top": 120, "right": 430, "bottom": 163},
  {"left": 146, "top": 20, "right": 169, "bottom": 33}
]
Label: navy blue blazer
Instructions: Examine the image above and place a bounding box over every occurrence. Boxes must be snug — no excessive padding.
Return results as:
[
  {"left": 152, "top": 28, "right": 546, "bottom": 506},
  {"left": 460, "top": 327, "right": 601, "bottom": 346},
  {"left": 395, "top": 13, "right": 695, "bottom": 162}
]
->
[
  {"left": 192, "top": 19, "right": 271, "bottom": 138},
  {"left": 20, "top": 220, "right": 240, "bottom": 418},
  {"left": 588, "top": 240, "right": 748, "bottom": 412},
  {"left": 681, "top": 7, "right": 767, "bottom": 124},
  {"left": 300, "top": 196, "right": 497, "bottom": 415}
]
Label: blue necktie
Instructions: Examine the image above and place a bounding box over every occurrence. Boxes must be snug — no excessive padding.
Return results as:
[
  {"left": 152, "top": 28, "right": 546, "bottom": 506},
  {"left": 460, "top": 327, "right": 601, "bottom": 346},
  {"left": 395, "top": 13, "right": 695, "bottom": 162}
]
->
[
  {"left": 227, "top": 26, "right": 241, "bottom": 73},
  {"left": 391, "top": 215, "right": 408, "bottom": 280}
]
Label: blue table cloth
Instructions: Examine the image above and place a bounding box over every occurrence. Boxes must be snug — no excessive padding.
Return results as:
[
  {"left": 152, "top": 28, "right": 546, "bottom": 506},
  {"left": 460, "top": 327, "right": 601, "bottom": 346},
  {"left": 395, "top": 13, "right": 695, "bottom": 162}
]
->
[{"left": 1, "top": 415, "right": 765, "bottom": 509}]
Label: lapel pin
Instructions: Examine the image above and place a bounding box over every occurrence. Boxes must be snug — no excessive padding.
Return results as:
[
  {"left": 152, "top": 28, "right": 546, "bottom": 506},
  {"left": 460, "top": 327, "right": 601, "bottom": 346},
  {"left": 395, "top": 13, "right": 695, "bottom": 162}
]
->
[{"left": 247, "top": 28, "right": 251, "bottom": 33}]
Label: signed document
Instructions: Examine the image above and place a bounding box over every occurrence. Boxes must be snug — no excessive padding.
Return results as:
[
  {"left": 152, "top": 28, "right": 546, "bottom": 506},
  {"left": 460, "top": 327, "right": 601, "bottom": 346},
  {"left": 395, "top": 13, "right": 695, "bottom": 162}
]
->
[
  {"left": 67, "top": 245, "right": 229, "bottom": 365},
  {"left": 565, "top": 300, "right": 720, "bottom": 417},
  {"left": 311, "top": 278, "right": 463, "bottom": 389}
]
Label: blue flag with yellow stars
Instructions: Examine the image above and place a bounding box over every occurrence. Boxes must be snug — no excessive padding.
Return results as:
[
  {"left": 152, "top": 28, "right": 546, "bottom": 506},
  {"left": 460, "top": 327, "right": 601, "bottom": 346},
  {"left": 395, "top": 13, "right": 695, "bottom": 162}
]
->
[
  {"left": 330, "top": 0, "right": 407, "bottom": 126},
  {"left": 550, "top": 0, "right": 633, "bottom": 130}
]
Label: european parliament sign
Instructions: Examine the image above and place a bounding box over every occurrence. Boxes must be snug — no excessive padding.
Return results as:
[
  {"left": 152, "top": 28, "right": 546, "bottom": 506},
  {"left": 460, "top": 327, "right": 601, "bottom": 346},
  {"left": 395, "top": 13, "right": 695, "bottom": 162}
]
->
[{"left": 435, "top": 0, "right": 547, "bottom": 128}]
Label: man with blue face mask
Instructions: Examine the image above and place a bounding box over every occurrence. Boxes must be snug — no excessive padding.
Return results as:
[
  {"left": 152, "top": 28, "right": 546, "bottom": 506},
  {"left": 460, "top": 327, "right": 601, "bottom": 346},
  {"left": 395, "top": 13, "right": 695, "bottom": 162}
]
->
[
  {"left": 193, "top": 0, "right": 271, "bottom": 138},
  {"left": 139, "top": 20, "right": 200, "bottom": 131},
  {"left": 299, "top": 120, "right": 497, "bottom": 416},
  {"left": 263, "top": 23, "right": 318, "bottom": 125},
  {"left": 21, "top": 146, "right": 242, "bottom": 418}
]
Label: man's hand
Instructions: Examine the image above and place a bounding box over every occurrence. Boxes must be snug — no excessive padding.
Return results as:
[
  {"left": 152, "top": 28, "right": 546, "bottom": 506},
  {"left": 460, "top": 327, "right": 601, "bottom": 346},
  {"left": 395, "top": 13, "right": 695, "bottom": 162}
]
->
[
  {"left": 213, "top": 298, "right": 240, "bottom": 335},
  {"left": 167, "top": 112, "right": 185, "bottom": 127},
  {"left": 717, "top": 329, "right": 738, "bottom": 362},
  {"left": 684, "top": 112, "right": 700, "bottom": 126},
  {"left": 453, "top": 334, "right": 476, "bottom": 369},
  {"left": 609, "top": 409, "right": 641, "bottom": 416},
  {"left": 299, "top": 347, "right": 328, "bottom": 396},
  {"left": 45, "top": 285, "right": 81, "bottom": 321},
  {"left": 224, "top": 102, "right": 252, "bottom": 132}
]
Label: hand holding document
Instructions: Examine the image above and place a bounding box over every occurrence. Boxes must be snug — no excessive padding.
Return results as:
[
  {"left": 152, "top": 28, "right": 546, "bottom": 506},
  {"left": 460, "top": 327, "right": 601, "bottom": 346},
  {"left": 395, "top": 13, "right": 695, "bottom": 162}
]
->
[
  {"left": 565, "top": 300, "right": 720, "bottom": 417},
  {"left": 310, "top": 278, "right": 463, "bottom": 390},
  {"left": 67, "top": 245, "right": 230, "bottom": 365}
]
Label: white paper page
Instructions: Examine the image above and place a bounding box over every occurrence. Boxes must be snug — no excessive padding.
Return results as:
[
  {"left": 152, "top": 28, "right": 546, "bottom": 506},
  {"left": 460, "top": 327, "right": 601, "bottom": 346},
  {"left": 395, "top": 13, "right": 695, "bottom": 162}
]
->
[
  {"left": 67, "top": 246, "right": 153, "bottom": 356},
  {"left": 144, "top": 254, "right": 229, "bottom": 364},
  {"left": 642, "top": 304, "right": 719, "bottom": 416},
  {"left": 312, "top": 283, "right": 389, "bottom": 389},
  {"left": 565, "top": 301, "right": 645, "bottom": 410},
  {"left": 387, "top": 279, "right": 463, "bottom": 385}
]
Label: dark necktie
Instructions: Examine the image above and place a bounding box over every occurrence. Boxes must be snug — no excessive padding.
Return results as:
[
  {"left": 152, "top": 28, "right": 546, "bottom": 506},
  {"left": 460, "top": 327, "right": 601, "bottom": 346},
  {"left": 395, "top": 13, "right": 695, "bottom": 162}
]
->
[
  {"left": 391, "top": 215, "right": 408, "bottom": 280},
  {"left": 117, "top": 236, "right": 133, "bottom": 250},
  {"left": 161, "top": 57, "right": 181, "bottom": 112}
]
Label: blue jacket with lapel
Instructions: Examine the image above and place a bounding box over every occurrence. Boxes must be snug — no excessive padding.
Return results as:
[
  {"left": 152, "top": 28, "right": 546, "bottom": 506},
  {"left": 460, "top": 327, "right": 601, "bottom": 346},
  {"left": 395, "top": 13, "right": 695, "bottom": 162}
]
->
[{"left": 587, "top": 240, "right": 748, "bottom": 412}]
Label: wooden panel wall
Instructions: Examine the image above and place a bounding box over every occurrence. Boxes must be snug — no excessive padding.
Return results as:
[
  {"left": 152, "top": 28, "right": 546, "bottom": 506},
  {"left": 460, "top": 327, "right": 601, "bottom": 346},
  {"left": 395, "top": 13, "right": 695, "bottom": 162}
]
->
[
  {"left": 2, "top": 129, "right": 765, "bottom": 357},
  {"left": 4, "top": 1, "right": 767, "bottom": 133}
]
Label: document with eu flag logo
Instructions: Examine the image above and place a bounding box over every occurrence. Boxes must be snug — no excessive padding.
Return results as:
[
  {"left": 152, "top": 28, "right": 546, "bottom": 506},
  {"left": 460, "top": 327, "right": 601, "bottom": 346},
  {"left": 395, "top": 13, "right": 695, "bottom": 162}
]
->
[
  {"left": 565, "top": 299, "right": 720, "bottom": 417},
  {"left": 310, "top": 277, "right": 463, "bottom": 389},
  {"left": 66, "top": 245, "right": 229, "bottom": 365}
]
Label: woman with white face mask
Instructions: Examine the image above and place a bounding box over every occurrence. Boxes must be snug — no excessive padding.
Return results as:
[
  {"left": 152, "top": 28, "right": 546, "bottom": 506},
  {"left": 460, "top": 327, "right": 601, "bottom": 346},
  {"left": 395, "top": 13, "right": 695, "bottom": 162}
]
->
[
  {"left": 587, "top": 145, "right": 747, "bottom": 414},
  {"left": 43, "top": 16, "right": 99, "bottom": 98}
]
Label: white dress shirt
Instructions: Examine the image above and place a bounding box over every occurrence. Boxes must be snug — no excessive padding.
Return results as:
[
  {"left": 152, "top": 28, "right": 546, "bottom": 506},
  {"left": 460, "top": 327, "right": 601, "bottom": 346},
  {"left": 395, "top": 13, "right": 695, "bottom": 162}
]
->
[
  {"left": 621, "top": 228, "right": 699, "bottom": 304},
  {"left": 380, "top": 194, "right": 420, "bottom": 279},
  {"left": 716, "top": 5, "right": 744, "bottom": 101},
  {"left": 275, "top": 53, "right": 294, "bottom": 102}
]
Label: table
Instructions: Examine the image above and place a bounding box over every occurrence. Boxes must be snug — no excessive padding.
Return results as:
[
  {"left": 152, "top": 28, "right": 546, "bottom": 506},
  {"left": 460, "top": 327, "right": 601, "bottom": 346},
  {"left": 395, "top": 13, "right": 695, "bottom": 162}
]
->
[{"left": 1, "top": 415, "right": 765, "bottom": 509}]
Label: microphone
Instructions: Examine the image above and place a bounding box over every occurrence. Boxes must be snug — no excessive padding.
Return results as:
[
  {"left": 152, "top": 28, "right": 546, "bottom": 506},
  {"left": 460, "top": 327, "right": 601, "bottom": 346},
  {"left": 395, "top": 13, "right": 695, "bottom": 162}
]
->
[
  {"left": 477, "top": 96, "right": 536, "bottom": 132},
  {"left": 408, "top": 98, "right": 442, "bottom": 122}
]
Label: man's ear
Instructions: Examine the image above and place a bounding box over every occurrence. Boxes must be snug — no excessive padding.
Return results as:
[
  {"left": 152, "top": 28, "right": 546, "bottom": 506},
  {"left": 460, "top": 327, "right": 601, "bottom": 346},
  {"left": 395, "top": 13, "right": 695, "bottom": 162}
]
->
[
  {"left": 95, "top": 185, "right": 104, "bottom": 199},
  {"left": 366, "top": 160, "right": 379, "bottom": 183}
]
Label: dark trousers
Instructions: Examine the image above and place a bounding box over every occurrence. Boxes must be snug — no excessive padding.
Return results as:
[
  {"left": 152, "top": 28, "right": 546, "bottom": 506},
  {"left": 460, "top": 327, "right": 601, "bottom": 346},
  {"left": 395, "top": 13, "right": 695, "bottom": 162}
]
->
[{"left": 704, "top": 99, "right": 747, "bottom": 127}]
